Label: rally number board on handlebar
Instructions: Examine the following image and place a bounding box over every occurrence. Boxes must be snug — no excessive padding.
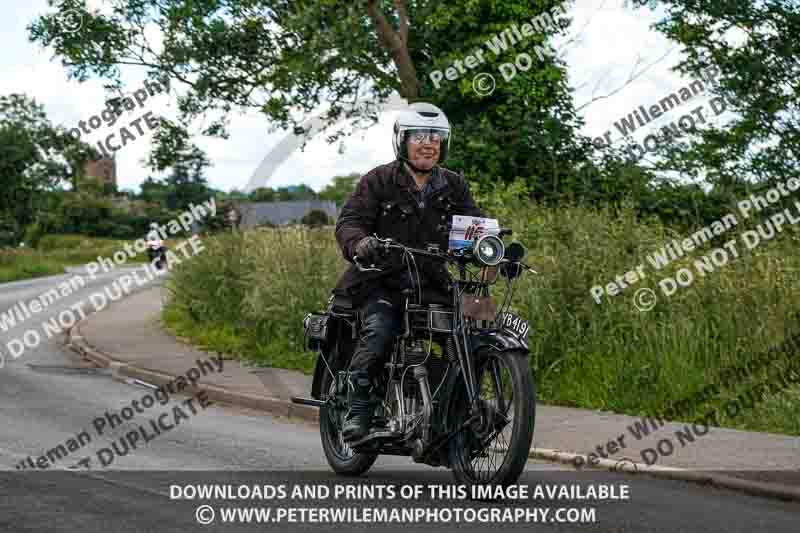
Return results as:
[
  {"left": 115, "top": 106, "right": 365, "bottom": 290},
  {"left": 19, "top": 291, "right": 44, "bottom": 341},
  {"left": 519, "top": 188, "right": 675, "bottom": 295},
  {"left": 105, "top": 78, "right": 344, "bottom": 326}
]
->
[{"left": 448, "top": 215, "right": 500, "bottom": 251}]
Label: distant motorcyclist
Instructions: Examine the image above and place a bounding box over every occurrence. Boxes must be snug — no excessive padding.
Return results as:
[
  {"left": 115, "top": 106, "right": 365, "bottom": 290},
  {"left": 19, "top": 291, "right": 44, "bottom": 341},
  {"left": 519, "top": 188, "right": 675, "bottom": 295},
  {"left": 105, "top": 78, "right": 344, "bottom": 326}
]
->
[
  {"left": 333, "top": 102, "right": 484, "bottom": 441},
  {"left": 145, "top": 223, "right": 167, "bottom": 270}
]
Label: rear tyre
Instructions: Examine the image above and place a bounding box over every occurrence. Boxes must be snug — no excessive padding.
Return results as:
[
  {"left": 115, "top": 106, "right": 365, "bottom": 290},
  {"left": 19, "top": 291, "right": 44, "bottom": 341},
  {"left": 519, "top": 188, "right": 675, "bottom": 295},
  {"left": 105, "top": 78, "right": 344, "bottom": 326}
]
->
[
  {"left": 448, "top": 349, "right": 535, "bottom": 487},
  {"left": 319, "top": 364, "right": 378, "bottom": 476}
]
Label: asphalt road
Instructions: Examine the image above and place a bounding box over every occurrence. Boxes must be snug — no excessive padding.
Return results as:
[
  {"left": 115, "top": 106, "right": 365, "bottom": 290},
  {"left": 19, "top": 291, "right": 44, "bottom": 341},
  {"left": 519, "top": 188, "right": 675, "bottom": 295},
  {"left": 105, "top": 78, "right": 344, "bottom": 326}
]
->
[{"left": 0, "top": 271, "right": 797, "bottom": 532}]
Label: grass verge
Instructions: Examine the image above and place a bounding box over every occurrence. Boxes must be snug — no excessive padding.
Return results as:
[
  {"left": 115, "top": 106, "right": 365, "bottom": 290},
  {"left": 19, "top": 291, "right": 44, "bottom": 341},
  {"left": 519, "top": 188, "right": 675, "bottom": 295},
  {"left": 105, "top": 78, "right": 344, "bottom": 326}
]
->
[{"left": 0, "top": 234, "right": 179, "bottom": 283}]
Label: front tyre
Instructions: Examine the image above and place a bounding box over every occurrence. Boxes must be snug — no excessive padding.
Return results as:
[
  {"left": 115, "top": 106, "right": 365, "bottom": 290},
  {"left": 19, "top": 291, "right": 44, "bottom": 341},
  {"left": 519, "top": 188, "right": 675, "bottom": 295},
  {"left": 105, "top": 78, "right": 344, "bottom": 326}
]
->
[
  {"left": 448, "top": 349, "right": 535, "bottom": 487},
  {"left": 319, "top": 365, "right": 377, "bottom": 476}
]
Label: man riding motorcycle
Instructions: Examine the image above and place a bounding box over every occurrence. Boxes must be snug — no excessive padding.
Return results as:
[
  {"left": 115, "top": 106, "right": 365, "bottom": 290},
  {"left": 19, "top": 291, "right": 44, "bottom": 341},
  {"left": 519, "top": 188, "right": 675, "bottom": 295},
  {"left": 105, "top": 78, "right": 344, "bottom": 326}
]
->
[
  {"left": 333, "top": 102, "right": 484, "bottom": 442},
  {"left": 145, "top": 223, "right": 167, "bottom": 270}
]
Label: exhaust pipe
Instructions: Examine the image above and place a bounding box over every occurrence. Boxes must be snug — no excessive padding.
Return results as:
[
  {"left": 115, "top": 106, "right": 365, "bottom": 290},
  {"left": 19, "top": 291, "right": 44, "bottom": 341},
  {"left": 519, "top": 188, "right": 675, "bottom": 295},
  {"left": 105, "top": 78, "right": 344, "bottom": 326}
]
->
[{"left": 291, "top": 397, "right": 325, "bottom": 408}]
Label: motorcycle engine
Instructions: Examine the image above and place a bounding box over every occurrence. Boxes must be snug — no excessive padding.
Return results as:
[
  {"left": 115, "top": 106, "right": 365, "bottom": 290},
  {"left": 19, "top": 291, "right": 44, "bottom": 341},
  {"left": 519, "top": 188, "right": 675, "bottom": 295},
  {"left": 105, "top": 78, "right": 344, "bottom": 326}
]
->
[
  {"left": 402, "top": 339, "right": 448, "bottom": 396},
  {"left": 403, "top": 339, "right": 428, "bottom": 366},
  {"left": 385, "top": 339, "right": 449, "bottom": 438}
]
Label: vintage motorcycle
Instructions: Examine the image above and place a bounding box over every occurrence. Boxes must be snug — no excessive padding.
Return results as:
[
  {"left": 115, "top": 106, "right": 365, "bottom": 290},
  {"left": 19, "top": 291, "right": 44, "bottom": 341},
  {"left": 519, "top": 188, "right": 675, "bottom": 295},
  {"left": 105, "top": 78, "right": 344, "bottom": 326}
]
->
[{"left": 292, "top": 229, "right": 536, "bottom": 486}]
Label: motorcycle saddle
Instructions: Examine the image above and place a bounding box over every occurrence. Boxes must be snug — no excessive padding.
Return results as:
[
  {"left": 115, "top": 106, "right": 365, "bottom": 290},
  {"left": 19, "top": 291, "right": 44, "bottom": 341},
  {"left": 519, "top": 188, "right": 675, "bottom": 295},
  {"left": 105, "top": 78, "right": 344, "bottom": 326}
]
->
[{"left": 329, "top": 293, "right": 358, "bottom": 321}]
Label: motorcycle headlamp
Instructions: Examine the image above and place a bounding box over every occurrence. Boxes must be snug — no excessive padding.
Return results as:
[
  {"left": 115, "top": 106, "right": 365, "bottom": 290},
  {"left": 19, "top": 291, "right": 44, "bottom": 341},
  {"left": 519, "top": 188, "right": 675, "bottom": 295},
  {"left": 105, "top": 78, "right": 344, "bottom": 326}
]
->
[{"left": 474, "top": 234, "right": 505, "bottom": 267}]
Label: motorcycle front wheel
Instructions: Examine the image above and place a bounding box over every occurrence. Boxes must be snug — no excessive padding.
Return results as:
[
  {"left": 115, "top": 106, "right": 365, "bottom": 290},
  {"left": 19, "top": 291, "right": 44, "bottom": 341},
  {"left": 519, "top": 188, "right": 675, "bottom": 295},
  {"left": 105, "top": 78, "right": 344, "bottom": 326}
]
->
[
  {"left": 448, "top": 348, "right": 535, "bottom": 487},
  {"left": 318, "top": 362, "right": 378, "bottom": 476}
]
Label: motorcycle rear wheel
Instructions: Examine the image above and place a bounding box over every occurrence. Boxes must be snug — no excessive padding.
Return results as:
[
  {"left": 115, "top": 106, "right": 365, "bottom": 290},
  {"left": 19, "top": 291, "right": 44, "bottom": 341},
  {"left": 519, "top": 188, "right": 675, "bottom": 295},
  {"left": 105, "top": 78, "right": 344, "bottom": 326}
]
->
[
  {"left": 448, "top": 348, "right": 535, "bottom": 487},
  {"left": 319, "top": 367, "right": 378, "bottom": 476}
]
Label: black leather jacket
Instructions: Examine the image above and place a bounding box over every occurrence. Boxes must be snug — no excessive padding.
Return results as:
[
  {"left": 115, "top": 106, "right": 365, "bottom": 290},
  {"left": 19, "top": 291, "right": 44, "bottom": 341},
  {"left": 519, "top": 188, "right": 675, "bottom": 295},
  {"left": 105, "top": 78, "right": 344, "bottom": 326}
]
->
[{"left": 333, "top": 160, "right": 483, "bottom": 305}]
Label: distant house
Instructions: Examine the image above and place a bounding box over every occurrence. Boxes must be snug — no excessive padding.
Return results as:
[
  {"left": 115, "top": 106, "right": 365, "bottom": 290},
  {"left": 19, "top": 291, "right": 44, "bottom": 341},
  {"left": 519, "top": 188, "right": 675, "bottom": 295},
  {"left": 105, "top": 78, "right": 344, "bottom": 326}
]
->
[
  {"left": 233, "top": 200, "right": 339, "bottom": 228},
  {"left": 84, "top": 156, "right": 117, "bottom": 187}
]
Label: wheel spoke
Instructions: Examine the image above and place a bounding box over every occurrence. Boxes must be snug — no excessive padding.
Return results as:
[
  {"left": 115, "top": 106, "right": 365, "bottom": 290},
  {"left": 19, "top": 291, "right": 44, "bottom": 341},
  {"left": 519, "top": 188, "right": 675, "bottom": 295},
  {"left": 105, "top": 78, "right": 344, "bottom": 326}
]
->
[
  {"left": 323, "top": 382, "right": 354, "bottom": 459},
  {"left": 458, "top": 354, "right": 520, "bottom": 481},
  {"left": 490, "top": 360, "right": 507, "bottom": 415}
]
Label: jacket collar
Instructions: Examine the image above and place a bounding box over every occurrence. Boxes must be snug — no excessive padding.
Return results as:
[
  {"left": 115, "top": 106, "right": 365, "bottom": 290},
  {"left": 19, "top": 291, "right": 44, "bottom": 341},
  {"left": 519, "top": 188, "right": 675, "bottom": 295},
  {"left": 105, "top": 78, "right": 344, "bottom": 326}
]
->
[{"left": 394, "top": 160, "right": 448, "bottom": 193}]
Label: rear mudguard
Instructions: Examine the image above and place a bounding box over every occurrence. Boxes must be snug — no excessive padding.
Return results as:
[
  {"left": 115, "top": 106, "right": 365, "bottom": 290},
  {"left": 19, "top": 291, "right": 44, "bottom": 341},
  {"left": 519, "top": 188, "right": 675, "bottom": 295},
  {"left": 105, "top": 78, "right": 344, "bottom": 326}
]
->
[
  {"left": 310, "top": 348, "right": 333, "bottom": 400},
  {"left": 309, "top": 314, "right": 355, "bottom": 399},
  {"left": 437, "top": 330, "right": 530, "bottom": 429}
]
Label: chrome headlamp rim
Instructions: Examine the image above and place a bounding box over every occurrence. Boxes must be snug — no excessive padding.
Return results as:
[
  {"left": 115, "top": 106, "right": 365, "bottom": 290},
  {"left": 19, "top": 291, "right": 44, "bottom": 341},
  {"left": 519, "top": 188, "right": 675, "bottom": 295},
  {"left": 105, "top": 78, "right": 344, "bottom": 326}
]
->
[{"left": 474, "top": 234, "right": 505, "bottom": 267}]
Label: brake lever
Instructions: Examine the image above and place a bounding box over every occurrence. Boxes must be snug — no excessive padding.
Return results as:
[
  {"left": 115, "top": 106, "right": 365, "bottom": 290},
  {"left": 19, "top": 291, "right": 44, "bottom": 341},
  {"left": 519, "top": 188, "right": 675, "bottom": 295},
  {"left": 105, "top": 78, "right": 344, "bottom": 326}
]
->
[{"left": 353, "top": 256, "right": 382, "bottom": 272}]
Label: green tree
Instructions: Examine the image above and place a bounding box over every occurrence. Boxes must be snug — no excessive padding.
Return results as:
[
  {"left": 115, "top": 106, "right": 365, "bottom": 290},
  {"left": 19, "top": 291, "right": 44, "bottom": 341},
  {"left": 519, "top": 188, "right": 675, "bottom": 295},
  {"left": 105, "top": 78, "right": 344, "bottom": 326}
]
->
[
  {"left": 626, "top": 0, "right": 800, "bottom": 195},
  {"left": 148, "top": 121, "right": 212, "bottom": 210},
  {"left": 301, "top": 208, "right": 333, "bottom": 226},
  {"left": 28, "top": 1, "right": 600, "bottom": 196},
  {"left": 319, "top": 172, "right": 360, "bottom": 206},
  {"left": 222, "top": 189, "right": 250, "bottom": 202},
  {"left": 250, "top": 187, "right": 276, "bottom": 202},
  {"left": 0, "top": 93, "right": 94, "bottom": 242},
  {"left": 165, "top": 159, "right": 211, "bottom": 210},
  {"left": 139, "top": 177, "right": 170, "bottom": 205},
  {"left": 198, "top": 199, "right": 237, "bottom": 233}
]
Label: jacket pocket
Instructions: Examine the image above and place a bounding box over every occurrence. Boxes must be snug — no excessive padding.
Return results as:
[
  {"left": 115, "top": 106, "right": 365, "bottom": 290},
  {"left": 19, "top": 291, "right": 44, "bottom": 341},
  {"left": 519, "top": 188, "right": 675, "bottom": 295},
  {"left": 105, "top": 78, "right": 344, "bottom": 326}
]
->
[
  {"left": 376, "top": 200, "right": 413, "bottom": 242},
  {"left": 427, "top": 193, "right": 456, "bottom": 239}
]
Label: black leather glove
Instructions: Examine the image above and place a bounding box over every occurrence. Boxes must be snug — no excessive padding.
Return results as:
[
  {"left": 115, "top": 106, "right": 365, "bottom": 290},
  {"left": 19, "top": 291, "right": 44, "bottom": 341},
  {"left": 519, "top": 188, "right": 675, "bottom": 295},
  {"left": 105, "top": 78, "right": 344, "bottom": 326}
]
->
[{"left": 354, "top": 236, "right": 382, "bottom": 263}]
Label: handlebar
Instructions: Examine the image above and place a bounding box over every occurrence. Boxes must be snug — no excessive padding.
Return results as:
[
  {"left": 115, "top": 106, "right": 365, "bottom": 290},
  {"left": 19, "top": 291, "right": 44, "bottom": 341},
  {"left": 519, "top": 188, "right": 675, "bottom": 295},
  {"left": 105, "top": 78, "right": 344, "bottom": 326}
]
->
[
  {"left": 352, "top": 255, "right": 383, "bottom": 272},
  {"left": 352, "top": 235, "right": 537, "bottom": 275}
]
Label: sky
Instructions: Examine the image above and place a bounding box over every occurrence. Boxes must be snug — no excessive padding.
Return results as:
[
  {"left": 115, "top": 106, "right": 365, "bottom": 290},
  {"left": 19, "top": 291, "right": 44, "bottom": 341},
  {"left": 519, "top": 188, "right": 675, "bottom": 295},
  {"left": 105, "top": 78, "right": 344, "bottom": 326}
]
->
[{"left": 0, "top": 0, "right": 727, "bottom": 194}]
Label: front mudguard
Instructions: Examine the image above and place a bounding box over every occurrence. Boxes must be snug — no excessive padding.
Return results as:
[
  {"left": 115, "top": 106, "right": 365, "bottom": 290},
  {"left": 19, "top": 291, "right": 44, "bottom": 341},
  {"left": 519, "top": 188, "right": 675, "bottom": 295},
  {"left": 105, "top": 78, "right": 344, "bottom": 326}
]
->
[{"left": 469, "top": 329, "right": 529, "bottom": 355}]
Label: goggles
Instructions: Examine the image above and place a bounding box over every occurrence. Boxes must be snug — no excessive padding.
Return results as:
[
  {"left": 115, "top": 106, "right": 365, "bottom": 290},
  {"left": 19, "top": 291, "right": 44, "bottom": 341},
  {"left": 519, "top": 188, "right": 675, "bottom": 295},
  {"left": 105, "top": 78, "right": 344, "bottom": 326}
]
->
[{"left": 406, "top": 129, "right": 447, "bottom": 145}]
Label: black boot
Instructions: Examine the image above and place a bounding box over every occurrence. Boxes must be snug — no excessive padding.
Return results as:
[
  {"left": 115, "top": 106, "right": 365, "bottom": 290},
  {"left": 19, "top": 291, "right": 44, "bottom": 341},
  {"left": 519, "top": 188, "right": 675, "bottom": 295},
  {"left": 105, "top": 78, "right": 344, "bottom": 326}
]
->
[{"left": 342, "top": 370, "right": 373, "bottom": 442}]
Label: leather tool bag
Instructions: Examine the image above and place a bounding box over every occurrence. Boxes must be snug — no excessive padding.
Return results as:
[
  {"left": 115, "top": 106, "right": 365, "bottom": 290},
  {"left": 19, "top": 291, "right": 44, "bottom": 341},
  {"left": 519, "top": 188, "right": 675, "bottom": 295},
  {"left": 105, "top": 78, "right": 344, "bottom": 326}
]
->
[{"left": 461, "top": 294, "right": 497, "bottom": 321}]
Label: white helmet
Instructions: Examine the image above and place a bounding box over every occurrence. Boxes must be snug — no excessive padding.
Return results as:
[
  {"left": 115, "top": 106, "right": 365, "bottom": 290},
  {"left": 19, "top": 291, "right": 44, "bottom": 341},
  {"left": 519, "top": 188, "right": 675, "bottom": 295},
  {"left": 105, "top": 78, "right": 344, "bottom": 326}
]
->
[{"left": 392, "top": 102, "right": 451, "bottom": 166}]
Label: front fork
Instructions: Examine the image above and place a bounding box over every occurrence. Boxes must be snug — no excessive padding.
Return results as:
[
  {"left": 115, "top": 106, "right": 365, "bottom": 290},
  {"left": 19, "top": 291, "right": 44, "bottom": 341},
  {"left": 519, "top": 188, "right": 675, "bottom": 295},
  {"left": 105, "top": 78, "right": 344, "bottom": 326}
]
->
[{"left": 451, "top": 284, "right": 481, "bottom": 415}]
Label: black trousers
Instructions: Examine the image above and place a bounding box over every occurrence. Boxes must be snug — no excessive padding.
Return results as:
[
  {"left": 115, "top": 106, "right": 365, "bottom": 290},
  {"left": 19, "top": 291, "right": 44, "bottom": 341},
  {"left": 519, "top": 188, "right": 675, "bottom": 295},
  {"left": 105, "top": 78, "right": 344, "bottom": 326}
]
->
[
  {"left": 349, "top": 286, "right": 404, "bottom": 380},
  {"left": 348, "top": 282, "right": 452, "bottom": 379}
]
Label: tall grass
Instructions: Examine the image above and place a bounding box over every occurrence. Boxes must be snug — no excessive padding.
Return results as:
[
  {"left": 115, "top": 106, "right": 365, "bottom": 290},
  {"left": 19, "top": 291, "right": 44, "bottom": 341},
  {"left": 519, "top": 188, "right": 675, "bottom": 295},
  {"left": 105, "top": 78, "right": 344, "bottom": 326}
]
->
[
  {"left": 0, "top": 249, "right": 64, "bottom": 283},
  {"left": 164, "top": 202, "right": 800, "bottom": 435},
  {"left": 164, "top": 227, "right": 341, "bottom": 373}
]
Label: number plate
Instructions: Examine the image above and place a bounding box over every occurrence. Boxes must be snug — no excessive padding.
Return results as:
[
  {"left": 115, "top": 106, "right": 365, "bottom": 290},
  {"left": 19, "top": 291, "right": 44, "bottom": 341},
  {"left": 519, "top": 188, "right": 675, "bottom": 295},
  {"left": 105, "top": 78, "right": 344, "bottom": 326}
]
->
[{"left": 498, "top": 312, "right": 529, "bottom": 338}]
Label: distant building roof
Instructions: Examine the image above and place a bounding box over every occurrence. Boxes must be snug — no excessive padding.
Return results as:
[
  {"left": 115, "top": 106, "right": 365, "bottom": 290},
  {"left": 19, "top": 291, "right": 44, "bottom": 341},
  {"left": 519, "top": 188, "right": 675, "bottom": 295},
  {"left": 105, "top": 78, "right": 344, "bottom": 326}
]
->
[{"left": 234, "top": 200, "right": 338, "bottom": 227}]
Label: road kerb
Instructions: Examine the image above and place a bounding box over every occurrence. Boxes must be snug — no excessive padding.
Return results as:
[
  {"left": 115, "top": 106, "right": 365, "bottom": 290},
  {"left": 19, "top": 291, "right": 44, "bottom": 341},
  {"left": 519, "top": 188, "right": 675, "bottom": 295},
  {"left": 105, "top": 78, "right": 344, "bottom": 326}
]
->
[
  {"left": 65, "top": 323, "right": 319, "bottom": 424},
  {"left": 530, "top": 447, "right": 800, "bottom": 502}
]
